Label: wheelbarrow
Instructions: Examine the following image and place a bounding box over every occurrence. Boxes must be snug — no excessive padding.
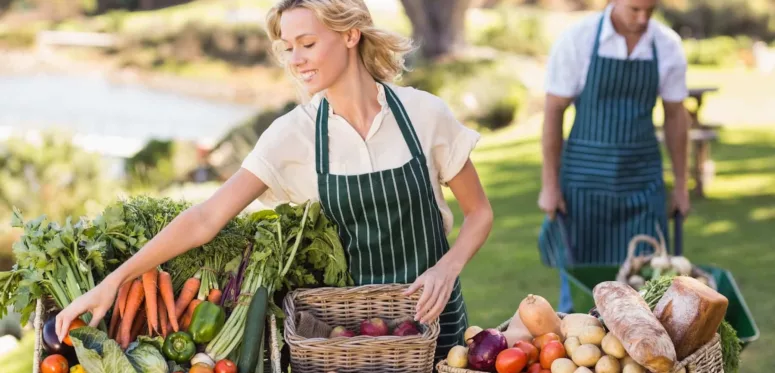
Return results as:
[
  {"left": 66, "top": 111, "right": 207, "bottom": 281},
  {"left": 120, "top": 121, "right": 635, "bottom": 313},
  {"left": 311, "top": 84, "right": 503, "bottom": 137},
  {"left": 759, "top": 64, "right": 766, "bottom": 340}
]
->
[{"left": 553, "top": 212, "right": 760, "bottom": 349}]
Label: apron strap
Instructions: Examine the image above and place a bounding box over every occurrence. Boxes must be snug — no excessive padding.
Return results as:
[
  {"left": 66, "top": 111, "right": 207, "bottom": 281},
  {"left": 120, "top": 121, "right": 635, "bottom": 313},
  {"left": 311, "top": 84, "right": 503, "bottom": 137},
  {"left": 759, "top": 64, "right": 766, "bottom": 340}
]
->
[
  {"left": 592, "top": 14, "right": 605, "bottom": 57},
  {"left": 315, "top": 82, "right": 424, "bottom": 175}
]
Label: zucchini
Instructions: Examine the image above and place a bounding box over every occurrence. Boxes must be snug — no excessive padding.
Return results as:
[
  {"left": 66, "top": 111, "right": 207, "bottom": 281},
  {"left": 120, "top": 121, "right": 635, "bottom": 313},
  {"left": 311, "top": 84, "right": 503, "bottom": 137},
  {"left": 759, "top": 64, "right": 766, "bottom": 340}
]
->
[{"left": 238, "top": 286, "right": 268, "bottom": 373}]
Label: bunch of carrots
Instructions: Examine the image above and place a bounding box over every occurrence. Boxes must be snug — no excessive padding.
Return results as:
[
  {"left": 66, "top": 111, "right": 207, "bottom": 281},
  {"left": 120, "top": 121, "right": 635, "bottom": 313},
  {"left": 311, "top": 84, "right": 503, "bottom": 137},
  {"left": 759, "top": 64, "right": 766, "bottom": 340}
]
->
[{"left": 108, "top": 268, "right": 223, "bottom": 349}]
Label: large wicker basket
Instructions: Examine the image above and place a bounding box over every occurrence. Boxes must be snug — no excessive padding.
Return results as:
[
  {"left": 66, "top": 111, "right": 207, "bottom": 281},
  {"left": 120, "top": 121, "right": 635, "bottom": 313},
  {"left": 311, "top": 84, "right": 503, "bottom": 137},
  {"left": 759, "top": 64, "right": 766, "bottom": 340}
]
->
[
  {"left": 282, "top": 284, "right": 440, "bottom": 373},
  {"left": 436, "top": 316, "right": 724, "bottom": 373},
  {"left": 31, "top": 298, "right": 282, "bottom": 373}
]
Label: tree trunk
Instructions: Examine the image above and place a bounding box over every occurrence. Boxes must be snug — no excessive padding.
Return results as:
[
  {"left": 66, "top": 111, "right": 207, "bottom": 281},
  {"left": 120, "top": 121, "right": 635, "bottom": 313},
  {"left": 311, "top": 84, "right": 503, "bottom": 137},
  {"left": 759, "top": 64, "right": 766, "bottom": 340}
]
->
[{"left": 399, "top": 0, "right": 472, "bottom": 60}]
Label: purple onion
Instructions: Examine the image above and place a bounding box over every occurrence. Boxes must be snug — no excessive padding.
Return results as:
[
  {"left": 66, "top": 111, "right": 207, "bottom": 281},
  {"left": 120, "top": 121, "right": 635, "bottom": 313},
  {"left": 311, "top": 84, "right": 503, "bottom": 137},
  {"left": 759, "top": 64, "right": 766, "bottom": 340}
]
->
[{"left": 467, "top": 328, "right": 508, "bottom": 372}]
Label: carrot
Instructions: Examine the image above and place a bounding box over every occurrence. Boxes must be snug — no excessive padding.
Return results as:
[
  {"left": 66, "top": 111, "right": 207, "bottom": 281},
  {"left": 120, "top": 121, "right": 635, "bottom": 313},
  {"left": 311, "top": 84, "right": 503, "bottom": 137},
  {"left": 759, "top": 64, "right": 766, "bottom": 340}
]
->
[
  {"left": 108, "top": 305, "right": 121, "bottom": 339},
  {"left": 119, "top": 278, "right": 145, "bottom": 349},
  {"left": 130, "top": 307, "right": 147, "bottom": 344},
  {"left": 158, "top": 270, "right": 179, "bottom": 332},
  {"left": 207, "top": 288, "right": 222, "bottom": 304},
  {"left": 117, "top": 280, "right": 132, "bottom": 318},
  {"left": 175, "top": 276, "right": 200, "bottom": 320},
  {"left": 158, "top": 294, "right": 169, "bottom": 337},
  {"left": 142, "top": 268, "right": 159, "bottom": 335},
  {"left": 181, "top": 299, "right": 202, "bottom": 331}
]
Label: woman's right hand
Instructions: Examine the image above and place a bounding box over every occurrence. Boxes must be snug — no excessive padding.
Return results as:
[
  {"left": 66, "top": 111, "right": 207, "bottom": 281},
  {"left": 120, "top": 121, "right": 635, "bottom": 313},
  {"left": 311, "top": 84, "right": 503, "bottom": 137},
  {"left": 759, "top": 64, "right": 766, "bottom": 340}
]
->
[
  {"left": 538, "top": 184, "right": 566, "bottom": 220},
  {"left": 55, "top": 277, "right": 119, "bottom": 342}
]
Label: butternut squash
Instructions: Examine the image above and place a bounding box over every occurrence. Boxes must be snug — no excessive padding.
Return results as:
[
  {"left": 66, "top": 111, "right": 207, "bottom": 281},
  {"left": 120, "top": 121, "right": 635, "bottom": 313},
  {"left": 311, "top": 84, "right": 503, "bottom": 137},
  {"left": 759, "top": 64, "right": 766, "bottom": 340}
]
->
[{"left": 518, "top": 294, "right": 562, "bottom": 338}]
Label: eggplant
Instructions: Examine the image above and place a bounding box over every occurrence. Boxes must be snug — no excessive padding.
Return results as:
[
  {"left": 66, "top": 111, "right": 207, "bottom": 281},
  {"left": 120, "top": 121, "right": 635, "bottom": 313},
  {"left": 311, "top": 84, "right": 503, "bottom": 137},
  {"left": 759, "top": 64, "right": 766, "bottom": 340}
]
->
[{"left": 43, "top": 318, "right": 75, "bottom": 356}]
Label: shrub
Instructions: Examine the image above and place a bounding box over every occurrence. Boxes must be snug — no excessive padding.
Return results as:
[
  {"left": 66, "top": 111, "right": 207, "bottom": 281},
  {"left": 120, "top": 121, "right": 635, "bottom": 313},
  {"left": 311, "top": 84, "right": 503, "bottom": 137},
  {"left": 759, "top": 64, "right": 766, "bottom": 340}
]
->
[{"left": 682, "top": 36, "right": 753, "bottom": 67}]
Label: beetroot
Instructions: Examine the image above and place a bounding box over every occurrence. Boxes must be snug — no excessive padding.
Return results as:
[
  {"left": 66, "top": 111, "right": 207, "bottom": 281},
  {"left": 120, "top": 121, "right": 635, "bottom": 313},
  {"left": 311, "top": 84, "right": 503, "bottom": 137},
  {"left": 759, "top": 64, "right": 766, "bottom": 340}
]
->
[
  {"left": 392, "top": 320, "right": 421, "bottom": 336},
  {"left": 329, "top": 326, "right": 356, "bottom": 338},
  {"left": 360, "top": 317, "right": 389, "bottom": 336},
  {"left": 468, "top": 328, "right": 508, "bottom": 371}
]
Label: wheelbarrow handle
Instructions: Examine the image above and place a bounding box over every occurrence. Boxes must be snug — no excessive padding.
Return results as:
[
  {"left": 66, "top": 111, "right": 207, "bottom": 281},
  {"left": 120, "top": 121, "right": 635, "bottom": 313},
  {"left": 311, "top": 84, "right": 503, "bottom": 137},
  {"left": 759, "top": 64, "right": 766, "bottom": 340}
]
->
[
  {"left": 673, "top": 211, "right": 683, "bottom": 257},
  {"left": 556, "top": 211, "right": 575, "bottom": 266}
]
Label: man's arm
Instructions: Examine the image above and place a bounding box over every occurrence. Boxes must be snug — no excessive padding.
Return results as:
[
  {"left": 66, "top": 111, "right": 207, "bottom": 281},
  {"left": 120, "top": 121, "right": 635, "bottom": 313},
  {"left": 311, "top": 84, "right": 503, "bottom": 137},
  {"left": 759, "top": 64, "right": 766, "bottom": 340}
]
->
[
  {"left": 663, "top": 100, "right": 690, "bottom": 213},
  {"left": 542, "top": 95, "right": 573, "bottom": 188}
]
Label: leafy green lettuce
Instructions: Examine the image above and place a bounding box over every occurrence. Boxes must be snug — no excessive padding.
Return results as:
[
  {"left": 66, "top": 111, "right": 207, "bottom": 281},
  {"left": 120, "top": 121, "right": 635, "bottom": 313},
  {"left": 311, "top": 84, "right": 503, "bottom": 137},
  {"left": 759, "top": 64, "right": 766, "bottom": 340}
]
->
[
  {"left": 70, "top": 327, "right": 135, "bottom": 373},
  {"left": 70, "top": 327, "right": 167, "bottom": 373}
]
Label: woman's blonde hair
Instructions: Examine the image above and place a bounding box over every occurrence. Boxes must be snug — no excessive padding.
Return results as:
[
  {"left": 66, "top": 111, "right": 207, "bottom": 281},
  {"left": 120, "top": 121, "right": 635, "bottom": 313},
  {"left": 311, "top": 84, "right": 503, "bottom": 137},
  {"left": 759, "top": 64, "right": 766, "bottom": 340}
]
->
[{"left": 265, "top": 0, "right": 415, "bottom": 84}]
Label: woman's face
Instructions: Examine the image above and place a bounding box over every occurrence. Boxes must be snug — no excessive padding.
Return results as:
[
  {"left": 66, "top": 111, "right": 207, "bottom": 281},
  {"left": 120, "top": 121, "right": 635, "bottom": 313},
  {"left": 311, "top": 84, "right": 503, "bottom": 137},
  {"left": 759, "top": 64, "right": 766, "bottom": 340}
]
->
[{"left": 279, "top": 7, "right": 355, "bottom": 94}]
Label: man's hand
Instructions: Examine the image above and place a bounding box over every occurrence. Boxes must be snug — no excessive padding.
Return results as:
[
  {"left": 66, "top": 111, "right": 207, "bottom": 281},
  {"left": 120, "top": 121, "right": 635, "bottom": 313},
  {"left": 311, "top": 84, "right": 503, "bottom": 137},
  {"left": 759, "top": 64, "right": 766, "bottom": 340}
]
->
[
  {"left": 538, "top": 185, "right": 566, "bottom": 220},
  {"left": 671, "top": 187, "right": 691, "bottom": 217}
]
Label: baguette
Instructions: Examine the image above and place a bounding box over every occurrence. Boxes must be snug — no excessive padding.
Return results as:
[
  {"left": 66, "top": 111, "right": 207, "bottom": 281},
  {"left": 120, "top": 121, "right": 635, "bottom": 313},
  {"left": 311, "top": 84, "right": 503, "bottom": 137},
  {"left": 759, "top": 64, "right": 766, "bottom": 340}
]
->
[{"left": 593, "top": 281, "right": 676, "bottom": 373}]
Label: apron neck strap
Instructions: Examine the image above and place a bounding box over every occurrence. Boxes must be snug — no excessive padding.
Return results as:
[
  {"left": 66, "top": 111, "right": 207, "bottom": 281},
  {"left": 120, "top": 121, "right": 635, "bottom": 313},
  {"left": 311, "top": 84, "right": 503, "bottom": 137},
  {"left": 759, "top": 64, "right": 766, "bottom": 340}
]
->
[
  {"left": 594, "top": 12, "right": 659, "bottom": 65},
  {"left": 315, "top": 82, "right": 424, "bottom": 175}
]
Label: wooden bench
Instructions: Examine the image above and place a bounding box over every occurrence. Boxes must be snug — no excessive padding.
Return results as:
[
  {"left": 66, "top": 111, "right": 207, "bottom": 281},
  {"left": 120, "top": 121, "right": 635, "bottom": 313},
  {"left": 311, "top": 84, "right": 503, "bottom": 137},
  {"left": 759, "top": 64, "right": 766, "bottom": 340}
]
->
[{"left": 657, "top": 87, "right": 722, "bottom": 199}]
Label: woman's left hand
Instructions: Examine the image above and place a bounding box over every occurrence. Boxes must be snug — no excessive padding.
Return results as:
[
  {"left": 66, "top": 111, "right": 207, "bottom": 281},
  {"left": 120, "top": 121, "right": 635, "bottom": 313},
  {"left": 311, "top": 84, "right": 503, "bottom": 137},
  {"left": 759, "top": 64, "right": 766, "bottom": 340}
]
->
[{"left": 403, "top": 262, "right": 461, "bottom": 324}]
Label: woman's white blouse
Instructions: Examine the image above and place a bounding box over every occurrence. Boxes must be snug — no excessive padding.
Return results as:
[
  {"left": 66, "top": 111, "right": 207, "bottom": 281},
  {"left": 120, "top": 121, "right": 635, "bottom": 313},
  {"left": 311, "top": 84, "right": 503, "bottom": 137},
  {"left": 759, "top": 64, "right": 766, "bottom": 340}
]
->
[{"left": 241, "top": 82, "right": 481, "bottom": 235}]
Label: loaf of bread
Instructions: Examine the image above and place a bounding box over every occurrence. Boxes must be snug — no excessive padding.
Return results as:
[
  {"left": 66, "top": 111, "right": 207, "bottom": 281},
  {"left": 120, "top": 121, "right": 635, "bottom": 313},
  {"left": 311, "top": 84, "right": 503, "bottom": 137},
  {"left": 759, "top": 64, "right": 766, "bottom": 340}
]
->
[
  {"left": 593, "top": 281, "right": 676, "bottom": 373},
  {"left": 653, "top": 276, "right": 729, "bottom": 360}
]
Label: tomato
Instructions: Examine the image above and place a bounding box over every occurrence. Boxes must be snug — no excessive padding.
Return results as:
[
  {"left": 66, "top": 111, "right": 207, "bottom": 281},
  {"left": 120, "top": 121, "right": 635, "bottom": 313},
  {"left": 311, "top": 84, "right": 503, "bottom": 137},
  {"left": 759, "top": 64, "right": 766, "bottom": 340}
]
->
[
  {"left": 531, "top": 332, "right": 561, "bottom": 351},
  {"left": 214, "top": 359, "right": 237, "bottom": 373},
  {"left": 514, "top": 340, "right": 539, "bottom": 365},
  {"left": 539, "top": 340, "right": 566, "bottom": 369},
  {"left": 495, "top": 347, "right": 527, "bottom": 373},
  {"left": 41, "top": 354, "right": 69, "bottom": 373},
  {"left": 190, "top": 363, "right": 215, "bottom": 373},
  {"left": 63, "top": 319, "right": 87, "bottom": 347},
  {"left": 526, "top": 362, "right": 542, "bottom": 373}
]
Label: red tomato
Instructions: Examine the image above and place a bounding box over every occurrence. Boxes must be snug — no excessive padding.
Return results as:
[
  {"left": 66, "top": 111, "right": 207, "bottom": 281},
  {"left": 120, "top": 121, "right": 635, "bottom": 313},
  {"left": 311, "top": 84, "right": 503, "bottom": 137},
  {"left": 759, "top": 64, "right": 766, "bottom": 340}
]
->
[
  {"left": 527, "top": 362, "right": 542, "bottom": 373},
  {"left": 532, "top": 332, "right": 561, "bottom": 350},
  {"left": 214, "top": 359, "right": 237, "bottom": 373},
  {"left": 41, "top": 354, "right": 69, "bottom": 373},
  {"left": 495, "top": 347, "right": 528, "bottom": 373},
  {"left": 63, "top": 319, "right": 86, "bottom": 347},
  {"left": 514, "top": 340, "right": 539, "bottom": 365},
  {"left": 539, "top": 340, "right": 566, "bottom": 369}
]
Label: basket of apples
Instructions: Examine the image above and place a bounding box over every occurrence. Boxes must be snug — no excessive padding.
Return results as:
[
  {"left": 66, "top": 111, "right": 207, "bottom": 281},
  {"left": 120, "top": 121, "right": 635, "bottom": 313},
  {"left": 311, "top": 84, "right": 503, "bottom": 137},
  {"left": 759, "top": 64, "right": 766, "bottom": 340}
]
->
[{"left": 282, "top": 284, "right": 440, "bottom": 373}]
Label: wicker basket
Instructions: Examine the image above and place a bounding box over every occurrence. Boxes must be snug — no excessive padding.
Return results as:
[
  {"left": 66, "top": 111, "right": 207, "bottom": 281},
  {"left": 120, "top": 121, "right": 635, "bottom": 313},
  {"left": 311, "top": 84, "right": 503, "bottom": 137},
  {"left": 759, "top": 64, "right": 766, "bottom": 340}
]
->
[
  {"left": 437, "top": 317, "right": 724, "bottom": 373},
  {"left": 616, "top": 232, "right": 716, "bottom": 291},
  {"left": 282, "top": 284, "right": 440, "bottom": 373},
  {"left": 31, "top": 298, "right": 282, "bottom": 373}
]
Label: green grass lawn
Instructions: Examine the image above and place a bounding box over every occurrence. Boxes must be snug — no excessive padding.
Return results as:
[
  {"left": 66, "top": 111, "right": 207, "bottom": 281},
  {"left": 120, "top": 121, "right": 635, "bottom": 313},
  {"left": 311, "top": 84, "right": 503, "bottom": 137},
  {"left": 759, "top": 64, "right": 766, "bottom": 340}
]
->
[{"left": 452, "top": 124, "right": 775, "bottom": 373}]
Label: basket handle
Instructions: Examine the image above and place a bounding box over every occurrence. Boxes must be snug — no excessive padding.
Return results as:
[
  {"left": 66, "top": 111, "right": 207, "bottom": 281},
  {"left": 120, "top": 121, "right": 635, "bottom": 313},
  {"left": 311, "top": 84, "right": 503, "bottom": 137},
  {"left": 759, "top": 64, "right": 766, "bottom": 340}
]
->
[{"left": 625, "top": 234, "right": 663, "bottom": 263}]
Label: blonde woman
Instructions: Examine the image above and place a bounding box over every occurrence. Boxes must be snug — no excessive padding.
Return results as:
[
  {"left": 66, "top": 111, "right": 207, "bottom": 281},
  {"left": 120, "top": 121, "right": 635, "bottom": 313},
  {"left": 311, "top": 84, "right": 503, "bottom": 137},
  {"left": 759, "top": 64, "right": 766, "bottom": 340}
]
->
[{"left": 56, "top": 0, "right": 493, "bottom": 360}]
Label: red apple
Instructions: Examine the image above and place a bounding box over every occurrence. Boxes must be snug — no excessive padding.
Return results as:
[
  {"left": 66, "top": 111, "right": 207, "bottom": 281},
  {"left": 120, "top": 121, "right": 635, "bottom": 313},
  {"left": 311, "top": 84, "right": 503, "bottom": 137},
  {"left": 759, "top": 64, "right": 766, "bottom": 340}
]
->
[
  {"left": 329, "top": 326, "right": 356, "bottom": 338},
  {"left": 360, "top": 317, "right": 389, "bottom": 336},
  {"left": 392, "top": 320, "right": 421, "bottom": 336}
]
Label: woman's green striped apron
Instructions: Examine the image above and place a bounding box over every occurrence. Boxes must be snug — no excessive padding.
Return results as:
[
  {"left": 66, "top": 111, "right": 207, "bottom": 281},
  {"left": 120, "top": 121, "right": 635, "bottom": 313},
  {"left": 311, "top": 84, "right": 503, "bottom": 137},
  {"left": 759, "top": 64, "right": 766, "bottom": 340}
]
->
[
  {"left": 538, "top": 14, "right": 669, "bottom": 270},
  {"left": 315, "top": 82, "right": 468, "bottom": 360}
]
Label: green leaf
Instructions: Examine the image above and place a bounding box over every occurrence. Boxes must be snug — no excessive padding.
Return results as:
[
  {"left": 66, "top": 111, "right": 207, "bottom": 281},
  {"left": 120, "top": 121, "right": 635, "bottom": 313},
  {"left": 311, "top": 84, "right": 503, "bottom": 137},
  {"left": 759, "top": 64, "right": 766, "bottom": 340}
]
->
[
  {"left": 126, "top": 343, "right": 166, "bottom": 373},
  {"left": 44, "top": 235, "right": 66, "bottom": 256},
  {"left": 10, "top": 207, "right": 24, "bottom": 228}
]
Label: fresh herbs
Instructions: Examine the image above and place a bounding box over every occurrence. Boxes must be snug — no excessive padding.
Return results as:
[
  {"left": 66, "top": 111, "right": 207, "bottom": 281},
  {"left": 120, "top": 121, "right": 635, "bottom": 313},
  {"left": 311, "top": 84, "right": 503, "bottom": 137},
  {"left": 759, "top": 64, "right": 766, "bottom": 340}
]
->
[{"left": 0, "top": 209, "right": 107, "bottom": 326}]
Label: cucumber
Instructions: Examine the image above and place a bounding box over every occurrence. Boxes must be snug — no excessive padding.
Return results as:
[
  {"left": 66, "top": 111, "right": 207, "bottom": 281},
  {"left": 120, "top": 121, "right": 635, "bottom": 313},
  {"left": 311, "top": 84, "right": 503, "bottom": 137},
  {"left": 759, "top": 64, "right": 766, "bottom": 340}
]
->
[{"left": 238, "top": 286, "right": 268, "bottom": 373}]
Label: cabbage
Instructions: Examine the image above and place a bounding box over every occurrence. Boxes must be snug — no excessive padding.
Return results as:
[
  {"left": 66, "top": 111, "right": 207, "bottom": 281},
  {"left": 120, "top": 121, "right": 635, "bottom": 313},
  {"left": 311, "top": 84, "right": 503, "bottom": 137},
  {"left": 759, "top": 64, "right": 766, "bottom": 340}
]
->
[{"left": 127, "top": 343, "right": 167, "bottom": 373}]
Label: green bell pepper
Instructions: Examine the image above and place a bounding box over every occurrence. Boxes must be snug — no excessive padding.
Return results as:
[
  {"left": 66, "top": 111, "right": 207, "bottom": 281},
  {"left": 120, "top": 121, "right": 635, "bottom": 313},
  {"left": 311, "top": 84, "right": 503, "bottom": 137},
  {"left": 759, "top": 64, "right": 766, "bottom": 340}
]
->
[
  {"left": 188, "top": 301, "right": 226, "bottom": 344},
  {"left": 162, "top": 331, "right": 196, "bottom": 363}
]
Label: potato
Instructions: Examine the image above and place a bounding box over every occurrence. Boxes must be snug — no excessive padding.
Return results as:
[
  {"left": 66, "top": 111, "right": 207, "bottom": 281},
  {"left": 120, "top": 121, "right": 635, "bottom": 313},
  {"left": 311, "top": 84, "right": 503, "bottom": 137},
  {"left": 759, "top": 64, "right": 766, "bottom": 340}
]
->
[
  {"left": 561, "top": 314, "right": 603, "bottom": 339},
  {"left": 622, "top": 363, "right": 645, "bottom": 373},
  {"left": 446, "top": 345, "right": 468, "bottom": 368},
  {"left": 619, "top": 356, "right": 635, "bottom": 367},
  {"left": 601, "top": 333, "right": 626, "bottom": 359},
  {"left": 571, "top": 344, "right": 602, "bottom": 367},
  {"left": 564, "top": 336, "right": 581, "bottom": 359},
  {"left": 578, "top": 326, "right": 606, "bottom": 345},
  {"left": 575, "top": 368, "right": 594, "bottom": 373},
  {"left": 551, "top": 358, "right": 578, "bottom": 373},
  {"left": 594, "top": 355, "right": 621, "bottom": 373}
]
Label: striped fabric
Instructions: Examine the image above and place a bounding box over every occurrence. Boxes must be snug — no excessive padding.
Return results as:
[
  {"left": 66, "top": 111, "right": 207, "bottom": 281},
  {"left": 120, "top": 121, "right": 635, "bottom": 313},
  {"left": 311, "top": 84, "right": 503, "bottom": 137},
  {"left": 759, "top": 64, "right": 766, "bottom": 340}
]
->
[
  {"left": 315, "top": 83, "right": 468, "bottom": 360},
  {"left": 539, "top": 15, "right": 669, "bottom": 267}
]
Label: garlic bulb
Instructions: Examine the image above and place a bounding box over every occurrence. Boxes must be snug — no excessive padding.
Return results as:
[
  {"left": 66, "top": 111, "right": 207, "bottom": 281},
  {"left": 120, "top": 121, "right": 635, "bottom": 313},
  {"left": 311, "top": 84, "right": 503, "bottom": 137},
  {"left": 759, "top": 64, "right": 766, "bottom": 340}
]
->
[
  {"left": 650, "top": 254, "right": 670, "bottom": 270},
  {"left": 670, "top": 256, "right": 692, "bottom": 276}
]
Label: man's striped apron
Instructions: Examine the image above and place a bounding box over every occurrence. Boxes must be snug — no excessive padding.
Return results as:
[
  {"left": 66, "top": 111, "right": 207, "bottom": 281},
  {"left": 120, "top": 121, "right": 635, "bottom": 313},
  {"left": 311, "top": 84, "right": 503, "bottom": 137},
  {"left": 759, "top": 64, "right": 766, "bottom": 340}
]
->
[
  {"left": 539, "top": 14, "right": 669, "bottom": 270},
  {"left": 315, "top": 82, "right": 468, "bottom": 360}
]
